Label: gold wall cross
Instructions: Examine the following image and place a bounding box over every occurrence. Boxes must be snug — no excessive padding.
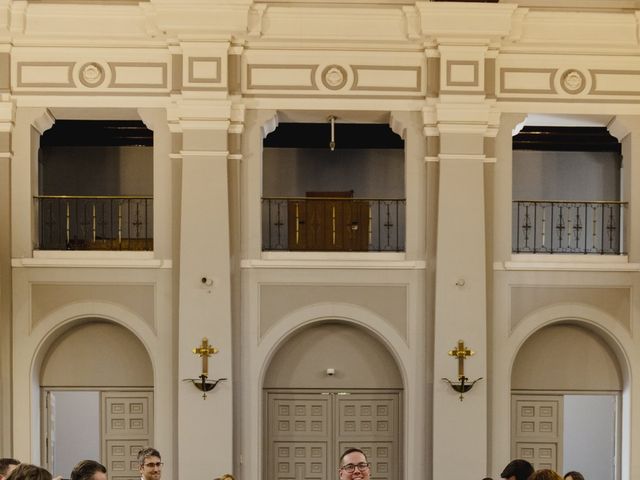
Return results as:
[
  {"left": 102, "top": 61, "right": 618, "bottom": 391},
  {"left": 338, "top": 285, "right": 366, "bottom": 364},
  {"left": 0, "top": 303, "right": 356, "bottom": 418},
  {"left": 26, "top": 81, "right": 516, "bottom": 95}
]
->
[
  {"left": 448, "top": 339, "right": 474, "bottom": 380},
  {"left": 193, "top": 337, "right": 218, "bottom": 378}
]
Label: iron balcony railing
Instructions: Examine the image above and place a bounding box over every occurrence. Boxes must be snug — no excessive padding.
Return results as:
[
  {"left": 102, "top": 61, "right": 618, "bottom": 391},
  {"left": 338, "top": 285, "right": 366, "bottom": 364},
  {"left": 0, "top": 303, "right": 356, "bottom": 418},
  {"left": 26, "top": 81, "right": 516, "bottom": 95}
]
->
[
  {"left": 262, "top": 196, "right": 406, "bottom": 252},
  {"left": 35, "top": 195, "right": 153, "bottom": 251},
  {"left": 513, "top": 200, "right": 627, "bottom": 254}
]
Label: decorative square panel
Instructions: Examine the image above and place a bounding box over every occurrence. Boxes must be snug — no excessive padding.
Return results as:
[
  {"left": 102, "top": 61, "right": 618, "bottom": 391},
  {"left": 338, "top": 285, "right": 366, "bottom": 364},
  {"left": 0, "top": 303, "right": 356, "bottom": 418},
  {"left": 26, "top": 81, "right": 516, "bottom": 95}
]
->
[
  {"left": 361, "top": 421, "right": 372, "bottom": 431},
  {"left": 130, "top": 403, "right": 144, "bottom": 414},
  {"left": 295, "top": 447, "right": 305, "bottom": 457},
  {"left": 111, "top": 446, "right": 125, "bottom": 456},
  {"left": 360, "top": 406, "right": 372, "bottom": 416},
  {"left": 130, "top": 419, "right": 143, "bottom": 429},
  {"left": 344, "top": 406, "right": 355, "bottom": 416},
  {"left": 278, "top": 463, "right": 290, "bottom": 473},
  {"left": 294, "top": 421, "right": 306, "bottom": 431},
  {"left": 539, "top": 448, "right": 553, "bottom": 458},
  {"left": 377, "top": 447, "right": 389, "bottom": 458},
  {"left": 311, "top": 463, "right": 322, "bottom": 473},
  {"left": 377, "top": 421, "right": 389, "bottom": 431},
  {"left": 295, "top": 405, "right": 306, "bottom": 416},
  {"left": 377, "top": 405, "right": 388, "bottom": 416},
  {"left": 111, "top": 403, "right": 125, "bottom": 414},
  {"left": 311, "top": 421, "right": 322, "bottom": 431},
  {"left": 539, "top": 407, "right": 553, "bottom": 417},
  {"left": 344, "top": 421, "right": 356, "bottom": 432},
  {"left": 311, "top": 406, "right": 322, "bottom": 416},
  {"left": 521, "top": 406, "right": 535, "bottom": 417},
  {"left": 279, "top": 421, "right": 290, "bottom": 432},
  {"left": 539, "top": 422, "right": 553, "bottom": 433},
  {"left": 111, "top": 462, "right": 125, "bottom": 471},
  {"left": 521, "top": 422, "right": 535, "bottom": 433},
  {"left": 278, "top": 447, "right": 289, "bottom": 458},
  {"left": 311, "top": 448, "right": 322, "bottom": 458},
  {"left": 278, "top": 404, "right": 289, "bottom": 416},
  {"left": 377, "top": 463, "right": 389, "bottom": 473},
  {"left": 111, "top": 419, "right": 125, "bottom": 429},
  {"left": 521, "top": 448, "right": 534, "bottom": 458}
]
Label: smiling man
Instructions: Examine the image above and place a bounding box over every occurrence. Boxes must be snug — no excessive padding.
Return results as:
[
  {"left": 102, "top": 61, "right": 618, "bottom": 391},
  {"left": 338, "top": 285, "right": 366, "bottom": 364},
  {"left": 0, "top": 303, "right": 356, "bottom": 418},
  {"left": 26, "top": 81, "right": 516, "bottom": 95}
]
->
[
  {"left": 137, "top": 448, "right": 163, "bottom": 480},
  {"left": 338, "top": 448, "right": 371, "bottom": 480}
]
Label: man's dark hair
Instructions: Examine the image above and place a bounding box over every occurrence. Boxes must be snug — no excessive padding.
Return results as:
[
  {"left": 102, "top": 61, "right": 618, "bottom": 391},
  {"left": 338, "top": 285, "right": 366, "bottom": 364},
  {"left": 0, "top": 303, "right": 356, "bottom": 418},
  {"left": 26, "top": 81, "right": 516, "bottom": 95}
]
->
[
  {"left": 137, "top": 447, "right": 161, "bottom": 467},
  {"left": 0, "top": 459, "right": 19, "bottom": 476},
  {"left": 339, "top": 448, "right": 367, "bottom": 466},
  {"left": 500, "top": 459, "right": 534, "bottom": 480},
  {"left": 70, "top": 460, "right": 106, "bottom": 480},
  {"left": 564, "top": 472, "right": 585, "bottom": 480}
]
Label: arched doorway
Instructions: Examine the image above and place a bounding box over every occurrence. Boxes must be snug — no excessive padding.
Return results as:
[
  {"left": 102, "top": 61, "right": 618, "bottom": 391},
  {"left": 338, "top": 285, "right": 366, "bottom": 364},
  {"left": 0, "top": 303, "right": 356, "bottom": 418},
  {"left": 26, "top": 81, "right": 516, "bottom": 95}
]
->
[
  {"left": 511, "top": 323, "right": 622, "bottom": 479},
  {"left": 40, "top": 319, "right": 153, "bottom": 479},
  {"left": 263, "top": 321, "right": 403, "bottom": 480}
]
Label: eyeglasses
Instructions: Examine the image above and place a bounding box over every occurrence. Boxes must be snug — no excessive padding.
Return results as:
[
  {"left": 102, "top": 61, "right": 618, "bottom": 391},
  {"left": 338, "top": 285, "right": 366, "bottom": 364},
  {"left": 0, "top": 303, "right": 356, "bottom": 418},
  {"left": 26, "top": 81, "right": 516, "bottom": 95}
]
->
[
  {"left": 143, "top": 462, "right": 164, "bottom": 468},
  {"left": 340, "top": 462, "right": 370, "bottom": 473}
]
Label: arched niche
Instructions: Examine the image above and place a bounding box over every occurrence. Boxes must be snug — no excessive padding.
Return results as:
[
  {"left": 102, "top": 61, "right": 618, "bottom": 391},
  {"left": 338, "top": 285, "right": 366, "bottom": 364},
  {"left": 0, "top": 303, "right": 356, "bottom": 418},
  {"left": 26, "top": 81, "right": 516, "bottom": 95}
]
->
[
  {"left": 40, "top": 319, "right": 153, "bottom": 387},
  {"left": 264, "top": 320, "right": 402, "bottom": 389},
  {"left": 512, "top": 322, "right": 622, "bottom": 391}
]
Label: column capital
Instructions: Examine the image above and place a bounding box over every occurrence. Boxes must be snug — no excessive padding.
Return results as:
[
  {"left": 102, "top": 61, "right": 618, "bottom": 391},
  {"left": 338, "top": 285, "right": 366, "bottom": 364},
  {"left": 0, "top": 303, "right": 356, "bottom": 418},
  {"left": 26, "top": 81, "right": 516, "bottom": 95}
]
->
[{"left": 607, "top": 115, "right": 640, "bottom": 142}]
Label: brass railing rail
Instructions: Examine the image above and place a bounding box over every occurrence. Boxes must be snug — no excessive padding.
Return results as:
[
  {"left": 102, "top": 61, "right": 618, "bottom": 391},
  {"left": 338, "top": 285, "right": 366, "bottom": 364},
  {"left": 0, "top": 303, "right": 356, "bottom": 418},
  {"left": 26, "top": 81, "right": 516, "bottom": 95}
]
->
[
  {"left": 262, "top": 196, "right": 406, "bottom": 252},
  {"left": 35, "top": 195, "right": 153, "bottom": 251},
  {"left": 513, "top": 200, "right": 627, "bottom": 254}
]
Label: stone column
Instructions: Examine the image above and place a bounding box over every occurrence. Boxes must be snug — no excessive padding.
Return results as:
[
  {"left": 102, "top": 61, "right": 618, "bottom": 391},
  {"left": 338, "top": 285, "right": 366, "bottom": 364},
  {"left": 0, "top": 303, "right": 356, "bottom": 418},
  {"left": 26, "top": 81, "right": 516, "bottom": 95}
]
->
[
  {"left": 173, "top": 98, "right": 235, "bottom": 478},
  {"left": 607, "top": 116, "right": 640, "bottom": 262},
  {"left": 431, "top": 101, "right": 492, "bottom": 479},
  {"left": 170, "top": 39, "right": 238, "bottom": 478},
  {"left": 0, "top": 93, "right": 13, "bottom": 454}
]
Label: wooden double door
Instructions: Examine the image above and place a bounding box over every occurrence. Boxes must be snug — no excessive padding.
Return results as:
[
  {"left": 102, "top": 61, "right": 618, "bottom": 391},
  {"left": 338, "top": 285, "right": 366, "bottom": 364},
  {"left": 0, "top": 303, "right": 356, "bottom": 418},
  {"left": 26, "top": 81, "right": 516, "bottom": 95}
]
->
[
  {"left": 265, "top": 390, "right": 401, "bottom": 480},
  {"left": 287, "top": 192, "right": 369, "bottom": 251}
]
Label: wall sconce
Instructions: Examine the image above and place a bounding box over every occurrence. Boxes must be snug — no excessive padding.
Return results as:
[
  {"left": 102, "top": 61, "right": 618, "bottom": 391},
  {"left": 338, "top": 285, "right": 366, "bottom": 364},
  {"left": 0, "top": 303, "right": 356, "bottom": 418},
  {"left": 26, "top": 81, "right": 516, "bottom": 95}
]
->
[
  {"left": 184, "top": 337, "right": 227, "bottom": 399},
  {"left": 442, "top": 339, "right": 482, "bottom": 401}
]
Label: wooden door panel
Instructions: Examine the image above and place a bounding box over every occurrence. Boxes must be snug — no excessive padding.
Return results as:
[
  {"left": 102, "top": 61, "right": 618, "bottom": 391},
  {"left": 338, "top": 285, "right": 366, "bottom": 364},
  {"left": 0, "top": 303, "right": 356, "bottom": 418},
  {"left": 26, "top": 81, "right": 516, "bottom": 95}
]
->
[{"left": 512, "top": 395, "right": 563, "bottom": 472}]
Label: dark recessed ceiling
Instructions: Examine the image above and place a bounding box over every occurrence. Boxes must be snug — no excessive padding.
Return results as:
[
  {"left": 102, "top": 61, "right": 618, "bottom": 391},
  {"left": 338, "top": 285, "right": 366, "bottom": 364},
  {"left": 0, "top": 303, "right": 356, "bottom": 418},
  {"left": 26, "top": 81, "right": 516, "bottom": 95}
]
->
[
  {"left": 264, "top": 123, "right": 404, "bottom": 149},
  {"left": 40, "top": 120, "right": 153, "bottom": 147},
  {"left": 513, "top": 126, "right": 620, "bottom": 153}
]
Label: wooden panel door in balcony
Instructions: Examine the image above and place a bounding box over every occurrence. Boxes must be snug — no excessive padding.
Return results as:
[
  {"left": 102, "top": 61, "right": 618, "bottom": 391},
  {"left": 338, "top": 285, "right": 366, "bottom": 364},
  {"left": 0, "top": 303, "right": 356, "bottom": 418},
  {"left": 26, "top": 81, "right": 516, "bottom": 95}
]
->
[
  {"left": 287, "top": 191, "right": 369, "bottom": 251},
  {"left": 265, "top": 391, "right": 400, "bottom": 480}
]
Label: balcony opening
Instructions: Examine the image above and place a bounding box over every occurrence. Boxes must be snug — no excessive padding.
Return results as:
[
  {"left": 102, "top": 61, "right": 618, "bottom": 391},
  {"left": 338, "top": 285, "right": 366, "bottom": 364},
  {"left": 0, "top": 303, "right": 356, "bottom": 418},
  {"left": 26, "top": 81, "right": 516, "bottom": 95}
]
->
[
  {"left": 512, "top": 122, "right": 624, "bottom": 254},
  {"left": 36, "top": 120, "right": 153, "bottom": 251},
  {"left": 262, "top": 121, "right": 405, "bottom": 252}
]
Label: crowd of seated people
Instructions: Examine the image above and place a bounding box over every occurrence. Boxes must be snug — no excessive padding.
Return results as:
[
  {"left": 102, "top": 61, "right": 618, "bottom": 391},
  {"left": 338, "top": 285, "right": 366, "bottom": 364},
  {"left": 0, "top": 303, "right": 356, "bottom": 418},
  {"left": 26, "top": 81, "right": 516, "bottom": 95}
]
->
[{"left": 482, "top": 458, "right": 586, "bottom": 480}]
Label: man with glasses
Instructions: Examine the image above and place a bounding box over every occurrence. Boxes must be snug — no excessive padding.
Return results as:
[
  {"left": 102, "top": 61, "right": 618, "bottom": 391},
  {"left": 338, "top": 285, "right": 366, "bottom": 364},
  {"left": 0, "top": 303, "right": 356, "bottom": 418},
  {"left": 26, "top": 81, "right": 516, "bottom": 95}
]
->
[
  {"left": 338, "top": 448, "right": 371, "bottom": 480},
  {"left": 137, "top": 447, "right": 163, "bottom": 480}
]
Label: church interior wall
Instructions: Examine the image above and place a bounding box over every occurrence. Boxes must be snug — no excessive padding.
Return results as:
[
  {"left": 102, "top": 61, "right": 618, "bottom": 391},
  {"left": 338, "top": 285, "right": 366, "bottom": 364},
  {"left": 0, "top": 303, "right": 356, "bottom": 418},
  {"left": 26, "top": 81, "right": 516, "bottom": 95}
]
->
[{"left": 6, "top": 1, "right": 640, "bottom": 479}]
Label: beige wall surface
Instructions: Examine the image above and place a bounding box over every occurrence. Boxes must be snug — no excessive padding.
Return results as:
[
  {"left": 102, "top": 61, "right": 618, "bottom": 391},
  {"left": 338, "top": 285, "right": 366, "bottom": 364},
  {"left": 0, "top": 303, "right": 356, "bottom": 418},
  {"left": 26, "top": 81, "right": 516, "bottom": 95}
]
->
[
  {"left": 31, "top": 283, "right": 155, "bottom": 330},
  {"left": 40, "top": 320, "right": 153, "bottom": 387},
  {"left": 264, "top": 321, "right": 403, "bottom": 389},
  {"left": 512, "top": 323, "right": 622, "bottom": 391},
  {"left": 259, "top": 283, "right": 408, "bottom": 339}
]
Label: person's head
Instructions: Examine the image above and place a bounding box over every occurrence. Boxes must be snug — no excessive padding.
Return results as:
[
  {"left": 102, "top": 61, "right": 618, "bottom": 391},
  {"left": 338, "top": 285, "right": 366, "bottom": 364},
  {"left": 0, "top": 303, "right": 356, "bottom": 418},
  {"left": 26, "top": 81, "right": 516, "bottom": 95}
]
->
[
  {"left": 338, "top": 448, "right": 370, "bottom": 480},
  {"left": 528, "top": 470, "right": 563, "bottom": 480},
  {"left": 0, "top": 459, "right": 19, "bottom": 480},
  {"left": 564, "top": 472, "right": 585, "bottom": 480},
  {"left": 137, "top": 447, "right": 162, "bottom": 480},
  {"left": 5, "top": 463, "right": 52, "bottom": 480},
  {"left": 70, "top": 460, "right": 107, "bottom": 480},
  {"left": 500, "top": 459, "right": 534, "bottom": 480}
]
